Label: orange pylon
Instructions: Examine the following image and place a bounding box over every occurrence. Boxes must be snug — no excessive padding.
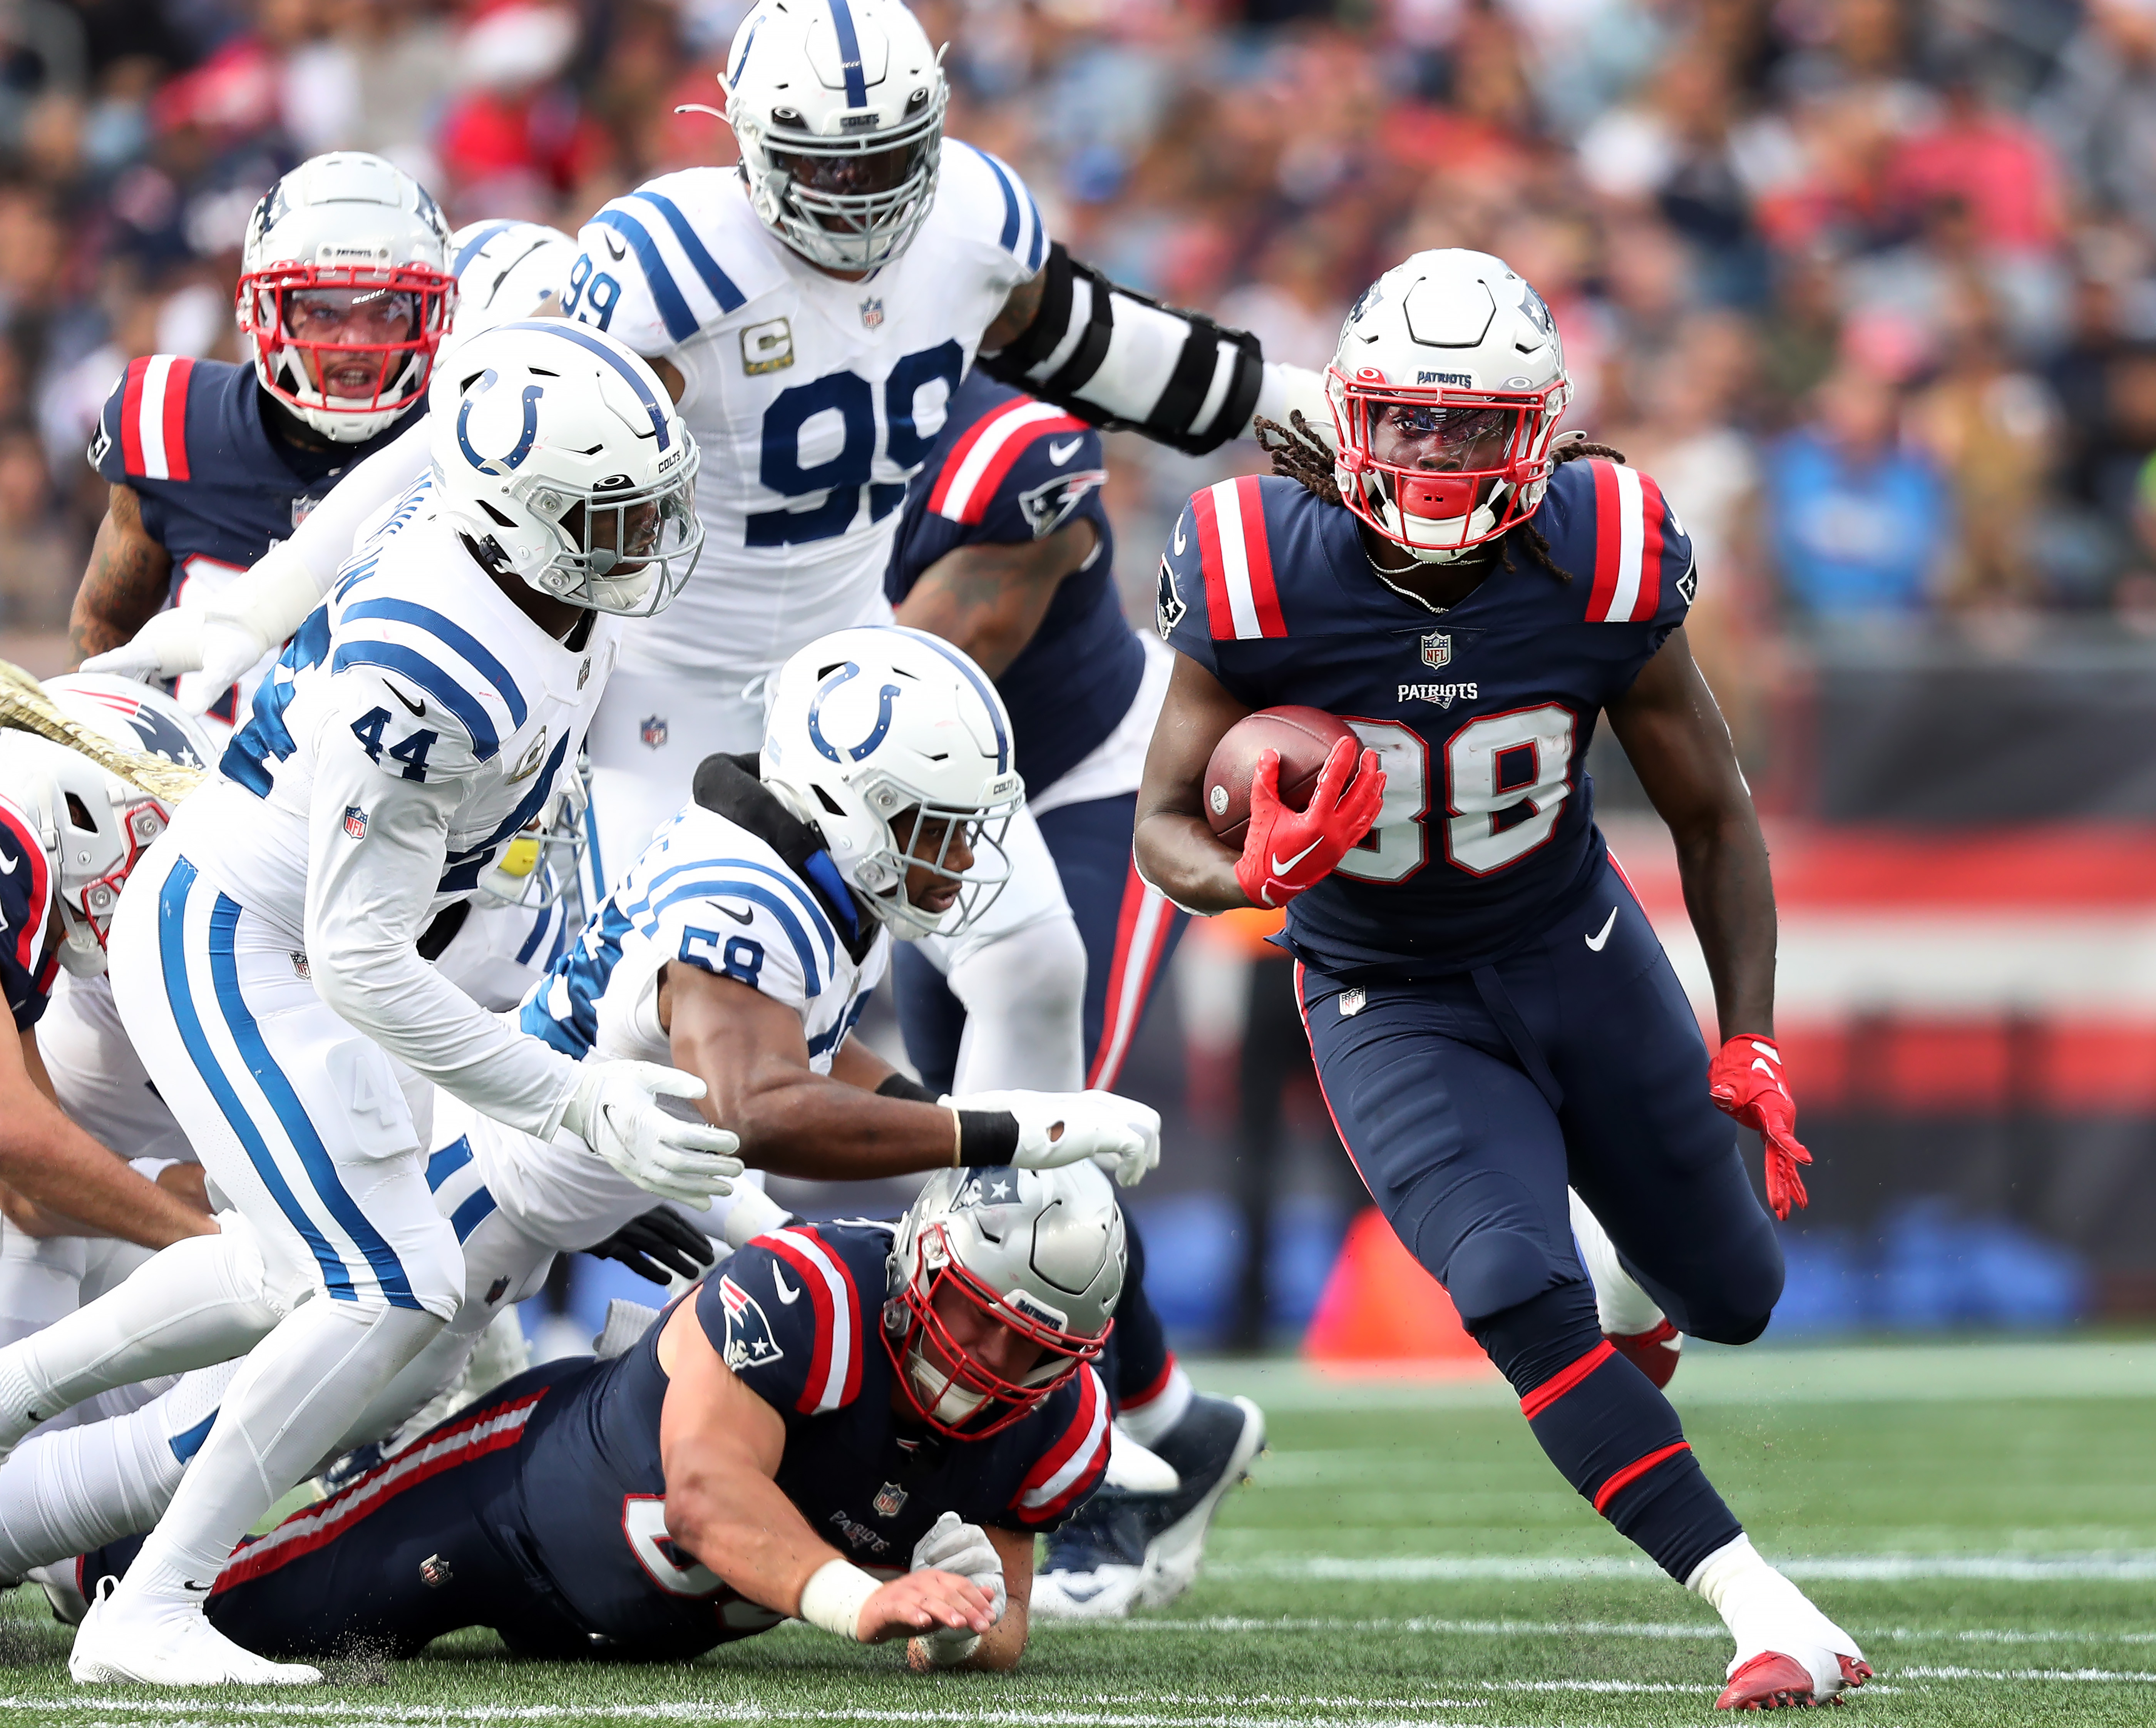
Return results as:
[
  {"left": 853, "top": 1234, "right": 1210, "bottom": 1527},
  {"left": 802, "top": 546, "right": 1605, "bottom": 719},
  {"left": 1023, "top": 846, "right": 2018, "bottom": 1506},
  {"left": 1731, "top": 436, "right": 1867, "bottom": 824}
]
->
[{"left": 1303, "top": 1208, "right": 1492, "bottom": 1375}]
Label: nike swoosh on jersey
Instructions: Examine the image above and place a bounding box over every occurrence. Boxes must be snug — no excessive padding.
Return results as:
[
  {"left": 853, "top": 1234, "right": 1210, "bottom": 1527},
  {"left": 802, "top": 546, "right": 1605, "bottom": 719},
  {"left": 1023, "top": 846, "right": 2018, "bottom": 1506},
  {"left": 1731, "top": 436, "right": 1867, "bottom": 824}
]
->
[
  {"left": 1048, "top": 437, "right": 1083, "bottom": 465},
  {"left": 1173, "top": 520, "right": 1188, "bottom": 555},
  {"left": 1270, "top": 838, "right": 1323, "bottom": 876},
  {"left": 0, "top": 851, "right": 16, "bottom": 874},
  {"left": 772, "top": 1265, "right": 801, "bottom": 1305},
  {"left": 1585, "top": 907, "right": 1618, "bottom": 951},
  {"left": 716, "top": 900, "right": 754, "bottom": 925},
  {"left": 386, "top": 681, "right": 425, "bottom": 719},
  {"left": 602, "top": 231, "right": 627, "bottom": 262}
]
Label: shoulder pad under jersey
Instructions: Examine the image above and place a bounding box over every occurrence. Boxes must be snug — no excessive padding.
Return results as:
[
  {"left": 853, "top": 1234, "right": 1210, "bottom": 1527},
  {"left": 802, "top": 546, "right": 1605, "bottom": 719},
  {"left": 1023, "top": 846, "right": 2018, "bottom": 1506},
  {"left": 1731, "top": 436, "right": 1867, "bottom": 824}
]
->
[
  {"left": 568, "top": 170, "right": 782, "bottom": 351},
  {"left": 1003, "top": 1363, "right": 1111, "bottom": 1530},
  {"left": 696, "top": 1225, "right": 873, "bottom": 1415},
  {"left": 934, "top": 139, "right": 1049, "bottom": 283},
  {"left": 1531, "top": 457, "right": 1697, "bottom": 627}
]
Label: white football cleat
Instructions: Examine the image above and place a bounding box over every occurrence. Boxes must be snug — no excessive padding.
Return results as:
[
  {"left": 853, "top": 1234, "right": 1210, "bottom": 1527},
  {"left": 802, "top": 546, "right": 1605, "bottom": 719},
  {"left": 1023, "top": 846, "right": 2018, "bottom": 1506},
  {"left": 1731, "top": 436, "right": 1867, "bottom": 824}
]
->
[
  {"left": 1693, "top": 1536, "right": 1871, "bottom": 1711},
  {"left": 69, "top": 1577, "right": 324, "bottom": 1686},
  {"left": 28, "top": 1558, "right": 88, "bottom": 1626}
]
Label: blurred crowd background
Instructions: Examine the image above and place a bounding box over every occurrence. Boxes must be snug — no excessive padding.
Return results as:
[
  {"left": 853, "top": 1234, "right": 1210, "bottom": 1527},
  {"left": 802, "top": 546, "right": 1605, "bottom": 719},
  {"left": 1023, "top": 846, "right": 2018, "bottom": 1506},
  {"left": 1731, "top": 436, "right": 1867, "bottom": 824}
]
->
[{"left": 7, "top": 0, "right": 2156, "bottom": 1356}]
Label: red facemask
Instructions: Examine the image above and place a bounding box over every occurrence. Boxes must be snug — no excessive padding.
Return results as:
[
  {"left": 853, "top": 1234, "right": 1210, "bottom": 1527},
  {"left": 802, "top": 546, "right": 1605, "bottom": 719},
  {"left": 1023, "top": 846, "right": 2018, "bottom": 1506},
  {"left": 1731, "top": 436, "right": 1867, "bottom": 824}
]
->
[{"left": 237, "top": 262, "right": 456, "bottom": 428}]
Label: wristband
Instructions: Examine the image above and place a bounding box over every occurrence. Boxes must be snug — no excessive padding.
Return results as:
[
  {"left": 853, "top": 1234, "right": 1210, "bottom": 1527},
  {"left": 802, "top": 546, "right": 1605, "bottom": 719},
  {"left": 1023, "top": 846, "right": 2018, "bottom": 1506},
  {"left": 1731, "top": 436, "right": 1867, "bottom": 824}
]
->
[
  {"left": 798, "top": 1557, "right": 880, "bottom": 1641},
  {"left": 955, "top": 1110, "right": 1021, "bottom": 1168},
  {"left": 876, "top": 1072, "right": 941, "bottom": 1106}
]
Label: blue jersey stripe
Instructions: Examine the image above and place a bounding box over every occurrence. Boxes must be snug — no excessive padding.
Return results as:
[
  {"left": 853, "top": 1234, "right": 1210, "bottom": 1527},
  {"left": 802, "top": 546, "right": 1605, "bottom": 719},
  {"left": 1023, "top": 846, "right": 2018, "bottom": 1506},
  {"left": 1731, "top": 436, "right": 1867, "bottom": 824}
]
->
[
  {"left": 502, "top": 317, "right": 673, "bottom": 450},
  {"left": 827, "top": 0, "right": 869, "bottom": 107},
  {"left": 891, "top": 626, "right": 1010, "bottom": 771},
  {"left": 962, "top": 143, "right": 1023, "bottom": 257},
  {"left": 206, "top": 890, "right": 424, "bottom": 1313},
  {"left": 342, "top": 599, "right": 529, "bottom": 731},
  {"left": 588, "top": 210, "right": 697, "bottom": 345},
  {"left": 157, "top": 858, "right": 353, "bottom": 1302},
  {"left": 426, "top": 1136, "right": 474, "bottom": 1193},
  {"left": 453, "top": 221, "right": 516, "bottom": 277},
  {"left": 450, "top": 1185, "right": 498, "bottom": 1243},
  {"left": 169, "top": 1409, "right": 218, "bottom": 1464},
  {"left": 631, "top": 192, "right": 745, "bottom": 314},
  {"left": 627, "top": 855, "right": 837, "bottom": 971},
  {"left": 652, "top": 879, "right": 824, "bottom": 998},
  {"left": 331, "top": 641, "right": 499, "bottom": 761}
]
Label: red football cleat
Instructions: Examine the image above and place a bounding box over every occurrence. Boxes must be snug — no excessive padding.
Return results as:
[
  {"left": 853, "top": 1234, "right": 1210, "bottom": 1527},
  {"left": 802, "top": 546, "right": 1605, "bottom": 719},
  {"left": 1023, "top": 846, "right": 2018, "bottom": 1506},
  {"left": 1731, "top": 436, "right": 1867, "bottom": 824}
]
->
[
  {"left": 1716, "top": 1651, "right": 1874, "bottom": 1710},
  {"left": 1607, "top": 1318, "right": 1683, "bottom": 1389}
]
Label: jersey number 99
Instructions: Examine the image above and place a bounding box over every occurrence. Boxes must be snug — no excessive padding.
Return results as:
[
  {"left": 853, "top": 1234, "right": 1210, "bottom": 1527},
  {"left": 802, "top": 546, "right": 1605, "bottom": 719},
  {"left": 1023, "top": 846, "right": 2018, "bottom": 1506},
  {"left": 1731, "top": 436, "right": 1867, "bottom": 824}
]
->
[{"left": 1335, "top": 705, "right": 1577, "bottom": 883}]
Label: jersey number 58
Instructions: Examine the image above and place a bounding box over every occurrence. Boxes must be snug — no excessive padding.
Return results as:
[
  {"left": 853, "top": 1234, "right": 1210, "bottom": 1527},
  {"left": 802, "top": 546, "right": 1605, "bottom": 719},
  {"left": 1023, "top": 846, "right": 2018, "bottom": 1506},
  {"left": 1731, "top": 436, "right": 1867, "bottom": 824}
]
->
[{"left": 1335, "top": 705, "right": 1577, "bottom": 883}]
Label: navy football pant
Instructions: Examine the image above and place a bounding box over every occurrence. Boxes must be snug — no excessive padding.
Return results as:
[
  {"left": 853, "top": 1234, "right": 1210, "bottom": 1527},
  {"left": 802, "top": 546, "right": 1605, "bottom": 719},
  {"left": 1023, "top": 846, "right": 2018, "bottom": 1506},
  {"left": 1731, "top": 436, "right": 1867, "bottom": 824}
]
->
[
  {"left": 893, "top": 792, "right": 1188, "bottom": 1417},
  {"left": 82, "top": 1362, "right": 648, "bottom": 1663},
  {"left": 1296, "top": 855, "right": 1777, "bottom": 1581}
]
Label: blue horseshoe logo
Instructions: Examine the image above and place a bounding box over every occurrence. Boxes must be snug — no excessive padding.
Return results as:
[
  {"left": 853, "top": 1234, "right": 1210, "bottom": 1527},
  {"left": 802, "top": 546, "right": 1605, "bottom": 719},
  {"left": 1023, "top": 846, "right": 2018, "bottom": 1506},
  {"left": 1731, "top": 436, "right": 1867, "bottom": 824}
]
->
[
  {"left": 456, "top": 370, "right": 544, "bottom": 475},
  {"left": 807, "top": 662, "right": 902, "bottom": 763}
]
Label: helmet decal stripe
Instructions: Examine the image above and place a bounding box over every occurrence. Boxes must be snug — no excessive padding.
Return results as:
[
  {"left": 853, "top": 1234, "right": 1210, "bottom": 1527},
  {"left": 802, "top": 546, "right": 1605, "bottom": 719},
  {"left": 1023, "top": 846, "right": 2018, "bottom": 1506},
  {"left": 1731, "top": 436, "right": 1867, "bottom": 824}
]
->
[
  {"left": 588, "top": 210, "right": 697, "bottom": 343},
  {"left": 0, "top": 793, "right": 53, "bottom": 976},
  {"left": 729, "top": 18, "right": 760, "bottom": 89},
  {"left": 342, "top": 598, "right": 531, "bottom": 729},
  {"left": 889, "top": 628, "right": 1009, "bottom": 772},
  {"left": 629, "top": 191, "right": 746, "bottom": 315},
  {"left": 500, "top": 319, "right": 672, "bottom": 452},
  {"left": 826, "top": 0, "right": 869, "bottom": 108},
  {"left": 452, "top": 220, "right": 515, "bottom": 277}
]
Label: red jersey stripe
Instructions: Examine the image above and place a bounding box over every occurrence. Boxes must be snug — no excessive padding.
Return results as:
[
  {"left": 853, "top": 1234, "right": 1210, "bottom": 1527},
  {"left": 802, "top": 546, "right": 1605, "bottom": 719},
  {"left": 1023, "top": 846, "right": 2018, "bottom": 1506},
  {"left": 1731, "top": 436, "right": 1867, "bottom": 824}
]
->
[
  {"left": 924, "top": 398, "right": 1024, "bottom": 515},
  {"left": 1519, "top": 1339, "right": 1615, "bottom": 1420},
  {"left": 1015, "top": 1365, "right": 1109, "bottom": 1521},
  {"left": 1630, "top": 471, "right": 1666, "bottom": 622},
  {"left": 1592, "top": 1440, "right": 1692, "bottom": 1514},
  {"left": 1190, "top": 486, "right": 1232, "bottom": 639},
  {"left": 952, "top": 410, "right": 1090, "bottom": 525},
  {"left": 161, "top": 357, "right": 194, "bottom": 483},
  {"left": 766, "top": 1226, "right": 862, "bottom": 1410},
  {"left": 1232, "top": 476, "right": 1287, "bottom": 636},
  {"left": 927, "top": 398, "right": 1070, "bottom": 520},
  {"left": 117, "top": 357, "right": 150, "bottom": 477},
  {"left": 1585, "top": 460, "right": 1623, "bottom": 623}
]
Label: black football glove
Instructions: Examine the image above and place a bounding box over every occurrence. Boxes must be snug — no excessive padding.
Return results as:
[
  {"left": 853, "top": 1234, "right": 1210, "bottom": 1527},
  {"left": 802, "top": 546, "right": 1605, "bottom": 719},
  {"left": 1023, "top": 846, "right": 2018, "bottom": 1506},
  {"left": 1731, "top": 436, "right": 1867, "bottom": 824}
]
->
[{"left": 584, "top": 1206, "right": 717, "bottom": 1285}]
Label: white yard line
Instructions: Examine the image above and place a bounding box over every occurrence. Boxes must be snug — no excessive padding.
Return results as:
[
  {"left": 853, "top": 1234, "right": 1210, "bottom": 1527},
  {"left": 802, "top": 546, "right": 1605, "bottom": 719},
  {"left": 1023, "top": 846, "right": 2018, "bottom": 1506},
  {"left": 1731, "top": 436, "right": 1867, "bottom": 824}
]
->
[
  {"left": 1044, "top": 1615, "right": 2156, "bottom": 1645},
  {"left": 1206, "top": 1552, "right": 2156, "bottom": 1582}
]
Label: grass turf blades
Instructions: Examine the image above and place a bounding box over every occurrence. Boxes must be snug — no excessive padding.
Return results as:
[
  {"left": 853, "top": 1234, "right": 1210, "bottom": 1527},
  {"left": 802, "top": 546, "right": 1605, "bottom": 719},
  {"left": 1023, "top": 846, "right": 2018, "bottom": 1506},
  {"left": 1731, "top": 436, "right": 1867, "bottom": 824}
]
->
[{"left": 0, "top": 1338, "right": 2148, "bottom": 1725}]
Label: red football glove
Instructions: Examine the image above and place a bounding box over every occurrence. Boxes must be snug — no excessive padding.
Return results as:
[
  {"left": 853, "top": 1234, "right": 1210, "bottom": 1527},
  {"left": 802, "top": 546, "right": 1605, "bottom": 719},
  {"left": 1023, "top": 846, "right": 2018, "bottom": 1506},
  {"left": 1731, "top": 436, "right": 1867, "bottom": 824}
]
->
[
  {"left": 1234, "top": 737, "right": 1386, "bottom": 910},
  {"left": 1708, "top": 1034, "right": 1812, "bottom": 1220}
]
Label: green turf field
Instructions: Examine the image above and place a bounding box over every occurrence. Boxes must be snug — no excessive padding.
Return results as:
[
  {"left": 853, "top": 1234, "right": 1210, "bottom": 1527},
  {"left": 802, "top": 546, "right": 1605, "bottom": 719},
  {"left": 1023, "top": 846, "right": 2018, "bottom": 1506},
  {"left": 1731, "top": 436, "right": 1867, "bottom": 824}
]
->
[{"left": 0, "top": 1338, "right": 2151, "bottom": 1725}]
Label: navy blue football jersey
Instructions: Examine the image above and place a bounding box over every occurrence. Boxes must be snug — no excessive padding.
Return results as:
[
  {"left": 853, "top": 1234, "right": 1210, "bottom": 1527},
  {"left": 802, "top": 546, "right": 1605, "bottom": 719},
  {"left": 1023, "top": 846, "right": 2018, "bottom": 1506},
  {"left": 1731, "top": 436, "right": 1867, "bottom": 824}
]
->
[
  {"left": 89, "top": 357, "right": 424, "bottom": 720},
  {"left": 1159, "top": 461, "right": 1695, "bottom": 975},
  {"left": 0, "top": 793, "right": 57, "bottom": 1030},
  {"left": 886, "top": 372, "right": 1141, "bottom": 796},
  {"left": 511, "top": 1218, "right": 1110, "bottom": 1648}
]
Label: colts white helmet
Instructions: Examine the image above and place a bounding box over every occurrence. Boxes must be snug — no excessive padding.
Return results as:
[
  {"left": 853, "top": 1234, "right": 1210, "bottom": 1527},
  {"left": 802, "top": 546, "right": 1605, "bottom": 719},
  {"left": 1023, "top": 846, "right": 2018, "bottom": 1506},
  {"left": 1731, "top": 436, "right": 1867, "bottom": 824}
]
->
[
  {"left": 720, "top": 0, "right": 949, "bottom": 272},
  {"left": 428, "top": 320, "right": 703, "bottom": 616},
  {"left": 444, "top": 219, "right": 577, "bottom": 351},
  {"left": 1327, "top": 248, "right": 1572, "bottom": 564},
  {"left": 2, "top": 677, "right": 214, "bottom": 977},
  {"left": 237, "top": 151, "right": 456, "bottom": 443},
  {"left": 760, "top": 625, "right": 1022, "bottom": 942},
  {"left": 884, "top": 1161, "right": 1123, "bottom": 1439}
]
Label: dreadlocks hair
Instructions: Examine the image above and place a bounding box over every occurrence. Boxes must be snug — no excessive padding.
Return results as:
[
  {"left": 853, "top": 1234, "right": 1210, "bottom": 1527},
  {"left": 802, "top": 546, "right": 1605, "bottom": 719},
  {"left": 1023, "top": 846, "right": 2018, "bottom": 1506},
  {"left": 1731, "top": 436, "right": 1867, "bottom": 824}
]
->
[{"left": 1254, "top": 415, "right": 1629, "bottom": 585}]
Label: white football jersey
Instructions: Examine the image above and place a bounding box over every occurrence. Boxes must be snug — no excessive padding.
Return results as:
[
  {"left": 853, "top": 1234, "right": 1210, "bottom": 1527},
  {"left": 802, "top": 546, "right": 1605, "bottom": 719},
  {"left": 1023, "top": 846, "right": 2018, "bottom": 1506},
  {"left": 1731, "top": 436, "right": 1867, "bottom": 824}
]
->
[
  {"left": 165, "top": 483, "right": 621, "bottom": 1135},
  {"left": 518, "top": 802, "right": 889, "bottom": 1074},
  {"left": 564, "top": 141, "right": 1045, "bottom": 681}
]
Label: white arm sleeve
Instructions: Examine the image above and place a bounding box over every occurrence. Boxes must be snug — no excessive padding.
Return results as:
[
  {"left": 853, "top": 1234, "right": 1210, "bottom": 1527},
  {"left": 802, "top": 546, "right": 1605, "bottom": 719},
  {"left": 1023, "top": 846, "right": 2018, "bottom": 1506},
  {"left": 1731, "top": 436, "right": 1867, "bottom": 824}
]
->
[
  {"left": 303, "top": 720, "right": 578, "bottom": 1140},
  {"left": 219, "top": 418, "right": 435, "bottom": 626}
]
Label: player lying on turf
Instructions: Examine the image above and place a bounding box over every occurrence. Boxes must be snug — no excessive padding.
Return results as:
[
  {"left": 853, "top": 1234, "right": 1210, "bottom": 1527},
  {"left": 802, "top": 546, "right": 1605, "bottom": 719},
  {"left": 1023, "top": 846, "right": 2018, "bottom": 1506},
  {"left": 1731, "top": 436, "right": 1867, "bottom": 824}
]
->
[
  {"left": 60, "top": 1161, "right": 1118, "bottom": 1672},
  {"left": 0, "top": 627, "right": 1152, "bottom": 1599},
  {"left": 1136, "top": 248, "right": 1868, "bottom": 1711}
]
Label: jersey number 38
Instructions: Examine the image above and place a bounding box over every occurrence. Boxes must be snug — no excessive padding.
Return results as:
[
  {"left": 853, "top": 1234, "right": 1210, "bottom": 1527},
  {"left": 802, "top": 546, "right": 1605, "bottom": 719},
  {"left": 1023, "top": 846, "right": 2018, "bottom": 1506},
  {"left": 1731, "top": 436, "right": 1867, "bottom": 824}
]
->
[{"left": 1336, "top": 705, "right": 1577, "bottom": 882}]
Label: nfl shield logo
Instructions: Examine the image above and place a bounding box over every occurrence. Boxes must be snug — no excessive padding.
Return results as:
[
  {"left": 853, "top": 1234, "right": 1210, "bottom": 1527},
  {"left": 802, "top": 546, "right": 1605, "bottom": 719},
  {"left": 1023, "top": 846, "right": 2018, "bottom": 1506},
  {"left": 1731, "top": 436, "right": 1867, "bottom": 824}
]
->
[
  {"left": 859, "top": 297, "right": 884, "bottom": 330},
  {"left": 640, "top": 714, "right": 668, "bottom": 749},
  {"left": 342, "top": 806, "right": 368, "bottom": 840},
  {"left": 872, "top": 1481, "right": 907, "bottom": 1518},
  {"left": 1421, "top": 630, "right": 1452, "bottom": 670}
]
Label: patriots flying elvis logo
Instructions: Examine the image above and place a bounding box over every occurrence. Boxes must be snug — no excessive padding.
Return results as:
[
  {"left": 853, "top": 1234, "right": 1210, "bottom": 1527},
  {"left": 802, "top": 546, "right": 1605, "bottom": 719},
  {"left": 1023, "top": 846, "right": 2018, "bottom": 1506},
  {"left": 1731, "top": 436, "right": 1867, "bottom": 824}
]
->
[{"left": 719, "top": 1274, "right": 784, "bottom": 1373}]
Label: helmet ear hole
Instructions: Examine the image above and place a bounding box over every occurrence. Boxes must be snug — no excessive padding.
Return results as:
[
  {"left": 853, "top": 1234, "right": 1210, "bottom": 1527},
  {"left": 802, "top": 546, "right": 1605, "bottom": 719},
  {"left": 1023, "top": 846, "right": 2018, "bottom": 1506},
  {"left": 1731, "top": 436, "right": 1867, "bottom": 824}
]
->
[
  {"left": 64, "top": 793, "right": 96, "bottom": 831},
  {"left": 812, "top": 784, "right": 846, "bottom": 818}
]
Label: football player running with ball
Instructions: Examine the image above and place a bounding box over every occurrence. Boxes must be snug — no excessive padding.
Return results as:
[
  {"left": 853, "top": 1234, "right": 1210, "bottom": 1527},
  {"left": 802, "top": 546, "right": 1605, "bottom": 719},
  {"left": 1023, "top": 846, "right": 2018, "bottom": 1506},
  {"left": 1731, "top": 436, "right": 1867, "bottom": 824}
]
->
[
  {"left": 1136, "top": 249, "right": 1868, "bottom": 1712},
  {"left": 61, "top": 320, "right": 741, "bottom": 1688}
]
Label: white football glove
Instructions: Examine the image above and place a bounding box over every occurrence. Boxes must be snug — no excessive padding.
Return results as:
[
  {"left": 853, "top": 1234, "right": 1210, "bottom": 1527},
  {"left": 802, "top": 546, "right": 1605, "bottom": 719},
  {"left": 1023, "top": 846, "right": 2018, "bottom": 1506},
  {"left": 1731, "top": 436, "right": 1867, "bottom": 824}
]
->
[
  {"left": 80, "top": 547, "right": 323, "bottom": 710},
  {"left": 559, "top": 1061, "right": 743, "bottom": 1206},
  {"left": 910, "top": 1510, "right": 1005, "bottom": 1665},
  {"left": 942, "top": 1089, "right": 1161, "bottom": 1188}
]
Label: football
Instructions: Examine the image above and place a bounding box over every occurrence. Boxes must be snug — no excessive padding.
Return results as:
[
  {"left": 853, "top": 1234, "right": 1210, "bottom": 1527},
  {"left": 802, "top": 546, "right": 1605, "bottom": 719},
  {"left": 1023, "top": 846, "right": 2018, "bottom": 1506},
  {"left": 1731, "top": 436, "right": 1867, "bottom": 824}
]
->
[{"left": 1202, "top": 706, "right": 1362, "bottom": 850}]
